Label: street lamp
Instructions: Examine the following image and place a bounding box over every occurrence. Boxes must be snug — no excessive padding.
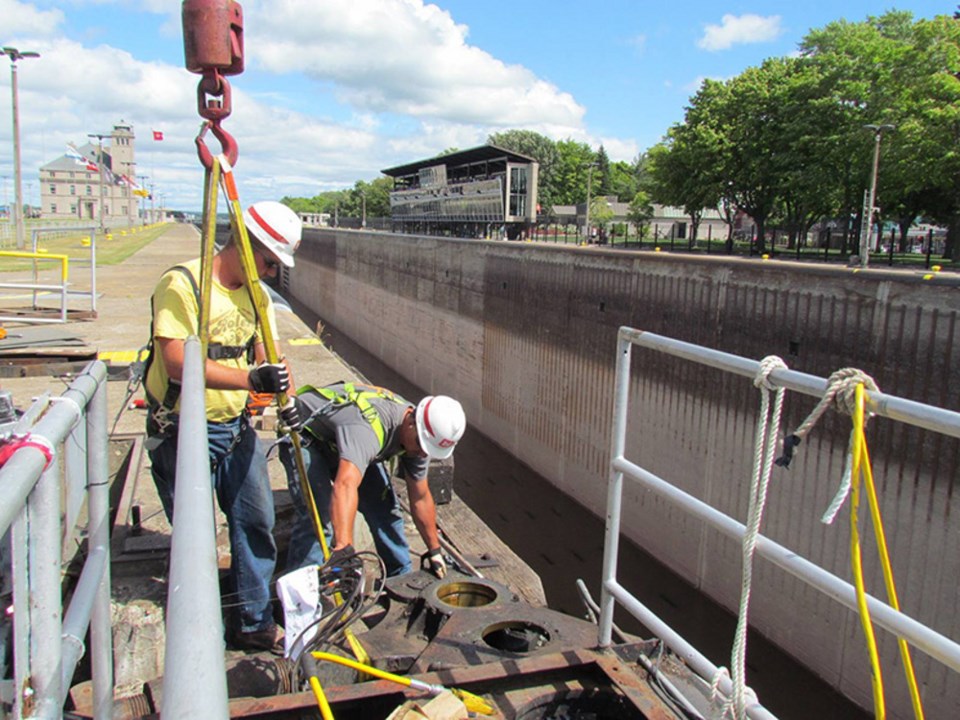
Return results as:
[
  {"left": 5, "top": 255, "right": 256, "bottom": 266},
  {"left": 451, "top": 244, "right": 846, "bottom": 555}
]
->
[
  {"left": 860, "top": 123, "right": 895, "bottom": 269},
  {"left": 2, "top": 47, "right": 40, "bottom": 249},
  {"left": 583, "top": 161, "right": 598, "bottom": 244}
]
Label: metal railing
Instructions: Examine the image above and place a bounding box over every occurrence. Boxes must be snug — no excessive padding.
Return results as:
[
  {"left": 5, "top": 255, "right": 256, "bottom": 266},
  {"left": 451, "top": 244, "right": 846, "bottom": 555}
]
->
[
  {"left": 160, "top": 336, "right": 229, "bottom": 719},
  {"left": 0, "top": 226, "right": 98, "bottom": 324},
  {"left": 0, "top": 362, "right": 113, "bottom": 719},
  {"left": 597, "top": 328, "right": 960, "bottom": 720},
  {"left": 31, "top": 226, "right": 98, "bottom": 316},
  {"left": 0, "top": 251, "right": 70, "bottom": 324}
]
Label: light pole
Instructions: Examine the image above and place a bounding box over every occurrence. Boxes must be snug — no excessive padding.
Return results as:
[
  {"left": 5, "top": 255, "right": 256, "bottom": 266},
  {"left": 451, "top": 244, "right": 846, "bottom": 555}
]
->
[
  {"left": 361, "top": 191, "right": 367, "bottom": 229},
  {"left": 2, "top": 47, "right": 40, "bottom": 249},
  {"left": 88, "top": 132, "right": 111, "bottom": 236},
  {"left": 859, "top": 123, "right": 895, "bottom": 269},
  {"left": 583, "top": 161, "right": 598, "bottom": 244}
]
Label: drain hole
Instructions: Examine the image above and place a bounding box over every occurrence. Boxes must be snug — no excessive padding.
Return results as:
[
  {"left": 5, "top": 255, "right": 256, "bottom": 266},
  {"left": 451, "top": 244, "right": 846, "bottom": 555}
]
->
[
  {"left": 516, "top": 689, "right": 639, "bottom": 719},
  {"left": 482, "top": 621, "right": 550, "bottom": 653},
  {"left": 436, "top": 581, "right": 498, "bottom": 608}
]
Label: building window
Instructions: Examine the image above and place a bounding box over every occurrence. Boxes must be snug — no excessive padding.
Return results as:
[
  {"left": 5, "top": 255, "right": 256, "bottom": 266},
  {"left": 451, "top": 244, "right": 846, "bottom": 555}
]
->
[
  {"left": 70, "top": 204, "right": 76, "bottom": 214},
  {"left": 70, "top": 185, "right": 76, "bottom": 195},
  {"left": 50, "top": 204, "right": 56, "bottom": 213},
  {"left": 50, "top": 171, "right": 56, "bottom": 178},
  {"left": 508, "top": 166, "right": 527, "bottom": 217},
  {"left": 86, "top": 186, "right": 92, "bottom": 195},
  {"left": 49, "top": 184, "right": 56, "bottom": 195},
  {"left": 69, "top": 171, "right": 75, "bottom": 179}
]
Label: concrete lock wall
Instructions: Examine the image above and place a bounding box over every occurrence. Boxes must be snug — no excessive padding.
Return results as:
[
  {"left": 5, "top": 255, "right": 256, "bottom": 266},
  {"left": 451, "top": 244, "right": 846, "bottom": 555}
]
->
[{"left": 289, "top": 228, "right": 960, "bottom": 718}]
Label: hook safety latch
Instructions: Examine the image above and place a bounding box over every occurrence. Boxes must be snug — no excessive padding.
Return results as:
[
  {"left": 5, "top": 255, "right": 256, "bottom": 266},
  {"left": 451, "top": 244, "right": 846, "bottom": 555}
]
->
[{"left": 195, "top": 120, "right": 239, "bottom": 169}]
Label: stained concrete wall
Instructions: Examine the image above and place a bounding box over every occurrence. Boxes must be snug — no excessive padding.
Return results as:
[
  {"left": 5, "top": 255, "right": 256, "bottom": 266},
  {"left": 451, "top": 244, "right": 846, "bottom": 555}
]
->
[{"left": 289, "top": 228, "right": 960, "bottom": 719}]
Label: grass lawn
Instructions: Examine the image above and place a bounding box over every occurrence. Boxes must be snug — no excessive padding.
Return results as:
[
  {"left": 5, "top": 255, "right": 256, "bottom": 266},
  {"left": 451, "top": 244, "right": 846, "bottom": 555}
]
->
[{"left": 0, "top": 224, "right": 170, "bottom": 272}]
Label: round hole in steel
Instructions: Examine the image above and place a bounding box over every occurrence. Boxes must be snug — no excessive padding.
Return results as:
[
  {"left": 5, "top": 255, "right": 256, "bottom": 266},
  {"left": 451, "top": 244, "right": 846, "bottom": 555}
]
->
[
  {"left": 435, "top": 581, "right": 498, "bottom": 608},
  {"left": 481, "top": 620, "right": 550, "bottom": 653},
  {"left": 516, "top": 690, "right": 637, "bottom": 720}
]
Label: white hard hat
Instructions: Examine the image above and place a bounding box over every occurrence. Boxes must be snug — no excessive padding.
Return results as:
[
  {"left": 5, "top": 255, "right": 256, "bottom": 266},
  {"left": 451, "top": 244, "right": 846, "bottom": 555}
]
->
[
  {"left": 243, "top": 201, "right": 302, "bottom": 268},
  {"left": 415, "top": 395, "right": 466, "bottom": 460}
]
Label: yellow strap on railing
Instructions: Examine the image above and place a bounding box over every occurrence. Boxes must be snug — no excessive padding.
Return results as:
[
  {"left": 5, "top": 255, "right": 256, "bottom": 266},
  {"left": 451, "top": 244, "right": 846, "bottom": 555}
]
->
[{"left": 850, "top": 382, "right": 925, "bottom": 720}]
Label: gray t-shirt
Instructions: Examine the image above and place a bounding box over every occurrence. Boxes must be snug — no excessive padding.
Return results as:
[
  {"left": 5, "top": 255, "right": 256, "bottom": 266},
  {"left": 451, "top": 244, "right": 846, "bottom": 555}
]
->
[{"left": 299, "top": 383, "right": 428, "bottom": 481}]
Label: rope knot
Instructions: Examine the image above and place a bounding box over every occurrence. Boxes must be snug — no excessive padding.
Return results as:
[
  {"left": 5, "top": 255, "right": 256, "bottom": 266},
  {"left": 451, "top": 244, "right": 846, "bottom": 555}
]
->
[
  {"left": 826, "top": 367, "right": 879, "bottom": 418},
  {"left": 775, "top": 366, "right": 879, "bottom": 468},
  {"left": 754, "top": 355, "right": 787, "bottom": 391}
]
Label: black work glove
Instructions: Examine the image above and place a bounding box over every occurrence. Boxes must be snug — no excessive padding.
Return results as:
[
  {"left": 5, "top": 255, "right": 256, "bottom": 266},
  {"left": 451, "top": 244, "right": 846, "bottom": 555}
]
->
[
  {"left": 279, "top": 397, "right": 303, "bottom": 432},
  {"left": 248, "top": 363, "right": 290, "bottom": 394},
  {"left": 324, "top": 544, "right": 361, "bottom": 575},
  {"left": 421, "top": 547, "right": 448, "bottom": 579}
]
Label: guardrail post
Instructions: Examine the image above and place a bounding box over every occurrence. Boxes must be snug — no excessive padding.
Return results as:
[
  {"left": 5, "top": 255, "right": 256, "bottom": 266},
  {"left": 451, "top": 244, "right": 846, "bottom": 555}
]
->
[
  {"left": 598, "top": 328, "right": 632, "bottom": 648},
  {"left": 87, "top": 379, "right": 113, "bottom": 720},
  {"left": 161, "top": 336, "right": 229, "bottom": 719}
]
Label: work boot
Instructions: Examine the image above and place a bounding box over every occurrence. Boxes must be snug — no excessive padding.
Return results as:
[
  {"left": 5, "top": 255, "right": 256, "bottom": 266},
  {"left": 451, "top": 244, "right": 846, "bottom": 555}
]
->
[{"left": 229, "top": 623, "right": 284, "bottom": 656}]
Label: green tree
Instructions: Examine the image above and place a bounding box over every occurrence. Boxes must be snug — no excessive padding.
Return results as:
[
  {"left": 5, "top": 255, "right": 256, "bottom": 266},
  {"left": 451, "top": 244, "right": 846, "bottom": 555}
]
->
[
  {"left": 553, "top": 139, "right": 598, "bottom": 205},
  {"left": 596, "top": 145, "right": 612, "bottom": 196},
  {"left": 649, "top": 80, "right": 730, "bottom": 244},
  {"left": 626, "top": 191, "right": 655, "bottom": 240},
  {"left": 608, "top": 160, "right": 639, "bottom": 202}
]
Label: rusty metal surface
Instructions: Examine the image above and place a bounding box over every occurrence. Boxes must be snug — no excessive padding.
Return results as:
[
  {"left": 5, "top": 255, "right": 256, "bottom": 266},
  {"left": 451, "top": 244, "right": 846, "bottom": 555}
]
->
[{"left": 220, "top": 647, "right": 684, "bottom": 719}]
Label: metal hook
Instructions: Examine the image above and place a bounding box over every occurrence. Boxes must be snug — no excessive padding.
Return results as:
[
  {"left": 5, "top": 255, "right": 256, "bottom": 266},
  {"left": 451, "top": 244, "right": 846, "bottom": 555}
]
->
[{"left": 195, "top": 120, "right": 239, "bottom": 169}]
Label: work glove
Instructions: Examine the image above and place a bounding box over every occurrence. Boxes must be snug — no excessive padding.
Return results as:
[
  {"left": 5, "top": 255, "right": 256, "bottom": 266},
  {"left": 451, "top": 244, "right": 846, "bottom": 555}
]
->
[
  {"left": 323, "top": 544, "right": 362, "bottom": 576},
  {"left": 421, "top": 547, "right": 447, "bottom": 579},
  {"left": 248, "top": 363, "right": 290, "bottom": 394},
  {"left": 278, "top": 397, "right": 303, "bottom": 432}
]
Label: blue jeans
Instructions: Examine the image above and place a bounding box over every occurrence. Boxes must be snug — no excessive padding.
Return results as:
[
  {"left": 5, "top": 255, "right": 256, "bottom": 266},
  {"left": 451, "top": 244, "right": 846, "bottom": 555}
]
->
[
  {"left": 278, "top": 439, "right": 411, "bottom": 577},
  {"left": 149, "top": 415, "right": 277, "bottom": 633}
]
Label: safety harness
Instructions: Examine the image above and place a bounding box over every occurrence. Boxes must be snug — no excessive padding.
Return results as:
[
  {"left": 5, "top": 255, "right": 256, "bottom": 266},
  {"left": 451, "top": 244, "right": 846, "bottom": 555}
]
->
[
  {"left": 143, "top": 264, "right": 256, "bottom": 434},
  {"left": 297, "top": 382, "right": 402, "bottom": 451}
]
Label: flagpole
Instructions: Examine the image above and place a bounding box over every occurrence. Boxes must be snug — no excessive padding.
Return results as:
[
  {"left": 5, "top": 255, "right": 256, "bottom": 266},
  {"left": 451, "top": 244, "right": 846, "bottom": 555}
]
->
[{"left": 88, "top": 132, "right": 110, "bottom": 236}]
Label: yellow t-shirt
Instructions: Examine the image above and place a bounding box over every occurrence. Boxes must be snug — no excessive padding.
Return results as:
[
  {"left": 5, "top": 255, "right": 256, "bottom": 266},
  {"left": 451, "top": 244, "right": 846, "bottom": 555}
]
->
[{"left": 144, "top": 258, "right": 277, "bottom": 423}]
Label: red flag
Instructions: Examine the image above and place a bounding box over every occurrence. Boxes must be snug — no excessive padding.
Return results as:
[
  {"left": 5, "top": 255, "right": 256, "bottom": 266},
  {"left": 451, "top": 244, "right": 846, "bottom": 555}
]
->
[{"left": 152, "top": 130, "right": 164, "bottom": 141}]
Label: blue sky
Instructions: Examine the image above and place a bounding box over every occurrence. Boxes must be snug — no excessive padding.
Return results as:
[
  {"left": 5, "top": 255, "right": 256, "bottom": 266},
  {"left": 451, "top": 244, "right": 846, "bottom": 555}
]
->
[{"left": 0, "top": 0, "right": 953, "bottom": 211}]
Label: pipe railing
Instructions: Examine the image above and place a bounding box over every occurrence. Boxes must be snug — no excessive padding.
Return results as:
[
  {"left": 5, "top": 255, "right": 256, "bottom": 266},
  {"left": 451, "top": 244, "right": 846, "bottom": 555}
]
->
[
  {"left": 160, "top": 336, "right": 229, "bottom": 719},
  {"left": 598, "top": 328, "right": 960, "bottom": 720},
  {"left": 0, "top": 361, "right": 114, "bottom": 719},
  {"left": 0, "top": 250, "right": 69, "bottom": 324}
]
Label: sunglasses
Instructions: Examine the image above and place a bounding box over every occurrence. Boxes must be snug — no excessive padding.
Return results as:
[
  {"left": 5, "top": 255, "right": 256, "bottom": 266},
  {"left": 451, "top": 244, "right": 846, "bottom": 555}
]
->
[{"left": 255, "top": 247, "right": 280, "bottom": 271}]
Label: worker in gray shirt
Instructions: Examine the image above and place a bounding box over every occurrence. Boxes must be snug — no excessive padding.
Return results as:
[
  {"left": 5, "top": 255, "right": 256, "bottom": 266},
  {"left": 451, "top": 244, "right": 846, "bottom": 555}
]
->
[{"left": 279, "top": 382, "right": 466, "bottom": 578}]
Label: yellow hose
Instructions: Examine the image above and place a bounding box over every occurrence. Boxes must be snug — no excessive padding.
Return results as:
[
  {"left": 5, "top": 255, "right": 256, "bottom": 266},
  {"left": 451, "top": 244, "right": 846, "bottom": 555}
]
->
[{"left": 309, "top": 675, "right": 335, "bottom": 720}]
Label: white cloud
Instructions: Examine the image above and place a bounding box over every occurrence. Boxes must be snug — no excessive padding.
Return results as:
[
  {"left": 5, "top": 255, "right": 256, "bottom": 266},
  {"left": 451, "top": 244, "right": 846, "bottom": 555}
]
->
[
  {"left": 697, "top": 14, "right": 782, "bottom": 51},
  {"left": 1, "top": 0, "right": 640, "bottom": 209},
  {"left": 1, "top": 0, "right": 64, "bottom": 35},
  {"left": 628, "top": 34, "right": 647, "bottom": 53},
  {"left": 246, "top": 0, "right": 586, "bottom": 130}
]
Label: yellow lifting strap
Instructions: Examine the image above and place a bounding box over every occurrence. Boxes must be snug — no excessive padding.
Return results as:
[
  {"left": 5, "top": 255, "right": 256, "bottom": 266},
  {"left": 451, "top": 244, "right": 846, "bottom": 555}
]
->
[
  {"left": 849, "top": 382, "right": 924, "bottom": 720},
  {"left": 215, "top": 154, "right": 370, "bottom": 667}
]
